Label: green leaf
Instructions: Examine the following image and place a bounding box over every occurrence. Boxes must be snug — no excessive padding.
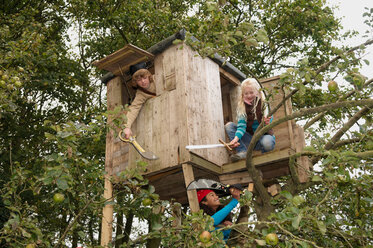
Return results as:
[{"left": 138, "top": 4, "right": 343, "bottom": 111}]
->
[
  {"left": 292, "top": 195, "right": 305, "bottom": 206},
  {"left": 280, "top": 190, "right": 293, "bottom": 200},
  {"left": 245, "top": 38, "right": 259, "bottom": 47},
  {"left": 56, "top": 178, "right": 69, "bottom": 190},
  {"left": 317, "top": 221, "right": 326, "bottom": 235},
  {"left": 172, "top": 39, "right": 183, "bottom": 45},
  {"left": 292, "top": 214, "right": 302, "bottom": 229},
  {"left": 312, "top": 175, "right": 323, "bottom": 182},
  {"left": 255, "top": 239, "right": 266, "bottom": 246},
  {"left": 152, "top": 222, "right": 163, "bottom": 231},
  {"left": 148, "top": 185, "right": 155, "bottom": 194},
  {"left": 78, "top": 231, "right": 85, "bottom": 239},
  {"left": 45, "top": 132, "right": 55, "bottom": 139}
]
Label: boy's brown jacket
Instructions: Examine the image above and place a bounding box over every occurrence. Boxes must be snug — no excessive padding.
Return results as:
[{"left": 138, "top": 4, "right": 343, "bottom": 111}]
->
[{"left": 125, "top": 82, "right": 156, "bottom": 129}]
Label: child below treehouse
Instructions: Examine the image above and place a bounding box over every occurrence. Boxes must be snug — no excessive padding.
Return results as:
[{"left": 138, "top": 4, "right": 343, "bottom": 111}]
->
[{"left": 198, "top": 186, "right": 241, "bottom": 241}]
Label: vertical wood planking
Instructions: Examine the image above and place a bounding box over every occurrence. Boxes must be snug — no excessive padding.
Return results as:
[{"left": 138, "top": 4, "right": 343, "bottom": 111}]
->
[
  {"left": 205, "top": 55, "right": 229, "bottom": 164},
  {"left": 229, "top": 86, "right": 241, "bottom": 124},
  {"left": 182, "top": 45, "right": 228, "bottom": 165}
]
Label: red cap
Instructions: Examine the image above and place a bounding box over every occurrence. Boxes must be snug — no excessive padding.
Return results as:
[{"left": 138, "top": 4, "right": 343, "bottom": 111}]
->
[{"left": 197, "top": 189, "right": 213, "bottom": 203}]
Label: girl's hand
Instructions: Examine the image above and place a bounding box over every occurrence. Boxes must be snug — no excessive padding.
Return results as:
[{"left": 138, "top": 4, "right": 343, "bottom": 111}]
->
[
  {"left": 223, "top": 220, "right": 233, "bottom": 226},
  {"left": 263, "top": 116, "right": 272, "bottom": 125},
  {"left": 229, "top": 187, "right": 241, "bottom": 200},
  {"left": 228, "top": 136, "right": 240, "bottom": 148}
]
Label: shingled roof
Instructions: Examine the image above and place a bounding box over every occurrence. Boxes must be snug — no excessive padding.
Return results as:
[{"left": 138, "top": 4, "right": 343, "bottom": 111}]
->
[{"left": 98, "top": 29, "right": 246, "bottom": 84}]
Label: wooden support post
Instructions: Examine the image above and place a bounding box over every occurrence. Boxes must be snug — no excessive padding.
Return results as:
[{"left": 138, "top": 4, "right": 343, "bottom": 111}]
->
[
  {"left": 101, "top": 174, "right": 114, "bottom": 246},
  {"left": 182, "top": 164, "right": 200, "bottom": 213},
  {"left": 101, "top": 76, "right": 123, "bottom": 247}
]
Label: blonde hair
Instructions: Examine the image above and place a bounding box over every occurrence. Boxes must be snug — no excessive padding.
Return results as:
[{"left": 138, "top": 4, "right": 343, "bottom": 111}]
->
[
  {"left": 132, "top": 68, "right": 154, "bottom": 86},
  {"left": 237, "top": 78, "right": 266, "bottom": 118}
]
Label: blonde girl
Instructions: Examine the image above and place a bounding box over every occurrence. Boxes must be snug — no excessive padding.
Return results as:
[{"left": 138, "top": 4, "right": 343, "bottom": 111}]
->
[{"left": 225, "top": 78, "right": 275, "bottom": 162}]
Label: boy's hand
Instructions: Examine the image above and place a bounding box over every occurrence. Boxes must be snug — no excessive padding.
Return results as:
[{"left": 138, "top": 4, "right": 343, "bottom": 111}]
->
[
  {"left": 123, "top": 127, "right": 132, "bottom": 139},
  {"left": 229, "top": 187, "right": 241, "bottom": 200}
]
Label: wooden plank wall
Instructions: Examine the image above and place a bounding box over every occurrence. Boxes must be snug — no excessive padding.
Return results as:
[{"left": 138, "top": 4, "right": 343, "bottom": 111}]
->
[
  {"left": 262, "top": 77, "right": 293, "bottom": 152},
  {"left": 127, "top": 44, "right": 229, "bottom": 173},
  {"left": 183, "top": 45, "right": 229, "bottom": 166},
  {"left": 127, "top": 44, "right": 190, "bottom": 173},
  {"left": 104, "top": 77, "right": 130, "bottom": 178}
]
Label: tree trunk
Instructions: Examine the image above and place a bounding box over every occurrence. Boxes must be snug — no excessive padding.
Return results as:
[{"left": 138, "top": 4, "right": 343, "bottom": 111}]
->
[
  {"left": 115, "top": 211, "right": 124, "bottom": 248},
  {"left": 254, "top": 196, "right": 275, "bottom": 230},
  {"left": 227, "top": 205, "right": 250, "bottom": 247},
  {"left": 123, "top": 211, "right": 134, "bottom": 243},
  {"left": 146, "top": 206, "right": 163, "bottom": 248}
]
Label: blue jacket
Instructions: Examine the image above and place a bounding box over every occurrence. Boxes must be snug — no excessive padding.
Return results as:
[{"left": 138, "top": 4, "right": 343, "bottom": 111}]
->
[{"left": 211, "top": 198, "right": 239, "bottom": 240}]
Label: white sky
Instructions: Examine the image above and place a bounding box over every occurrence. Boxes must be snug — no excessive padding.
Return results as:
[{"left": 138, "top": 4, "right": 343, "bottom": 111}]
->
[{"left": 328, "top": 0, "right": 373, "bottom": 78}]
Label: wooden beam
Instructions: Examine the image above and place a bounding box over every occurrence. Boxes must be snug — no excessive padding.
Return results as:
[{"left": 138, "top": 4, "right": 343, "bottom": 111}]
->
[
  {"left": 219, "top": 67, "right": 241, "bottom": 86},
  {"left": 248, "top": 183, "right": 254, "bottom": 192},
  {"left": 219, "top": 171, "right": 254, "bottom": 185},
  {"left": 222, "top": 148, "right": 294, "bottom": 174},
  {"left": 267, "top": 184, "right": 281, "bottom": 196},
  {"left": 189, "top": 152, "right": 222, "bottom": 174},
  {"left": 93, "top": 44, "right": 154, "bottom": 76},
  {"left": 259, "top": 75, "right": 281, "bottom": 84},
  {"left": 182, "top": 164, "right": 200, "bottom": 213}
]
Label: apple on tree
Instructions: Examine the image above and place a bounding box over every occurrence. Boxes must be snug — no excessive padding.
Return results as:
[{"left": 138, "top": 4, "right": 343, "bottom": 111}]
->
[
  {"left": 265, "top": 233, "right": 279, "bottom": 246},
  {"left": 199, "top": 230, "right": 212, "bottom": 243},
  {"left": 328, "top": 80, "right": 338, "bottom": 92},
  {"left": 142, "top": 198, "right": 152, "bottom": 206},
  {"left": 53, "top": 193, "right": 65, "bottom": 203}
]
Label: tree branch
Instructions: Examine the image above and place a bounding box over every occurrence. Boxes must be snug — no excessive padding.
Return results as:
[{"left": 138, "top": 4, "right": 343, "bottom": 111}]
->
[
  {"left": 54, "top": 198, "right": 95, "bottom": 248},
  {"left": 245, "top": 99, "right": 373, "bottom": 202},
  {"left": 304, "top": 78, "right": 373, "bottom": 130},
  {"left": 324, "top": 106, "right": 372, "bottom": 150},
  {"left": 269, "top": 39, "right": 373, "bottom": 117},
  {"left": 333, "top": 137, "right": 362, "bottom": 148}
]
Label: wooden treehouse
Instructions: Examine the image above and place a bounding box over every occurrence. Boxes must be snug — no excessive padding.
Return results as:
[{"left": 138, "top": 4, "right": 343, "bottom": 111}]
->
[{"left": 93, "top": 30, "right": 310, "bottom": 245}]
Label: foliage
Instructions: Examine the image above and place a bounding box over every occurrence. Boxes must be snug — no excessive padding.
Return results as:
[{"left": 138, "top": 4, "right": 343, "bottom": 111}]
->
[{"left": 0, "top": 0, "right": 372, "bottom": 247}]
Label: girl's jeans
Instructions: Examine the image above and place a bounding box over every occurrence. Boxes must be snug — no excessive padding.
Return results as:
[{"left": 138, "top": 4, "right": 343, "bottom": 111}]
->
[{"left": 225, "top": 122, "right": 275, "bottom": 153}]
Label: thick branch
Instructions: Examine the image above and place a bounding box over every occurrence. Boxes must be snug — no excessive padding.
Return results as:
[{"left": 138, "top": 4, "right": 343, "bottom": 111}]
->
[
  {"left": 324, "top": 106, "right": 372, "bottom": 150},
  {"left": 333, "top": 137, "right": 362, "bottom": 148},
  {"left": 304, "top": 78, "right": 373, "bottom": 130},
  {"left": 288, "top": 151, "right": 323, "bottom": 185},
  {"left": 353, "top": 150, "right": 373, "bottom": 159},
  {"left": 269, "top": 39, "right": 373, "bottom": 117},
  {"left": 245, "top": 99, "right": 373, "bottom": 201}
]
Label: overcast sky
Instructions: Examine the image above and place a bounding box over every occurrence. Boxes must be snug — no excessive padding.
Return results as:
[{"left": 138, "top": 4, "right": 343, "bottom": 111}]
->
[{"left": 328, "top": 0, "right": 373, "bottom": 78}]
